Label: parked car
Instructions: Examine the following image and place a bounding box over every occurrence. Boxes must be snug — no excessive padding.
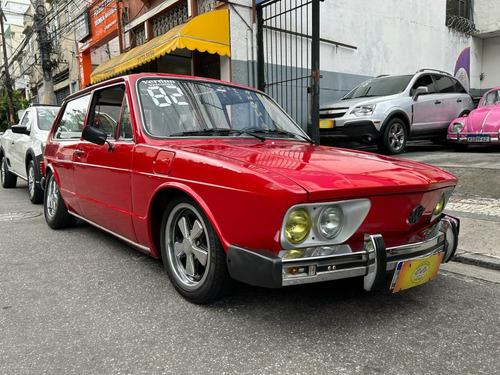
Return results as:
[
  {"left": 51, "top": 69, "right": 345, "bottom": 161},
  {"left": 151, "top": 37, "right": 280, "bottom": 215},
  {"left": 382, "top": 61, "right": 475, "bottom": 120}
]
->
[
  {"left": 0, "top": 105, "right": 60, "bottom": 203},
  {"left": 320, "top": 69, "right": 474, "bottom": 154},
  {"left": 447, "top": 86, "right": 500, "bottom": 148},
  {"left": 42, "top": 73, "right": 459, "bottom": 304}
]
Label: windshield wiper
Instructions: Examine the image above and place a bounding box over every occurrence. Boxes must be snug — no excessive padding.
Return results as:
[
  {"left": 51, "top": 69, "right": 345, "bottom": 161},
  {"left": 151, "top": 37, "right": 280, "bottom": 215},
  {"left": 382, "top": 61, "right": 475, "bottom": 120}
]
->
[
  {"left": 248, "top": 129, "right": 314, "bottom": 144},
  {"left": 170, "top": 128, "right": 266, "bottom": 141}
]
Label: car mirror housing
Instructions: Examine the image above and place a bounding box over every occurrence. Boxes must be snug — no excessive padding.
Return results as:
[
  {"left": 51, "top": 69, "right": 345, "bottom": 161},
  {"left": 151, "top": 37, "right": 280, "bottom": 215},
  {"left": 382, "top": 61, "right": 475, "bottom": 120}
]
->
[
  {"left": 11, "top": 124, "right": 30, "bottom": 135},
  {"left": 82, "top": 125, "right": 114, "bottom": 152},
  {"left": 413, "top": 86, "right": 429, "bottom": 101}
]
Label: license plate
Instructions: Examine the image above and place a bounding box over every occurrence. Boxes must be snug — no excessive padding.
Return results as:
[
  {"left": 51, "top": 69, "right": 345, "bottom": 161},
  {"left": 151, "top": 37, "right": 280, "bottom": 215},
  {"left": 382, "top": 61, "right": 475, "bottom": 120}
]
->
[
  {"left": 319, "top": 120, "right": 334, "bottom": 129},
  {"left": 390, "top": 252, "right": 444, "bottom": 293},
  {"left": 466, "top": 134, "right": 490, "bottom": 143}
]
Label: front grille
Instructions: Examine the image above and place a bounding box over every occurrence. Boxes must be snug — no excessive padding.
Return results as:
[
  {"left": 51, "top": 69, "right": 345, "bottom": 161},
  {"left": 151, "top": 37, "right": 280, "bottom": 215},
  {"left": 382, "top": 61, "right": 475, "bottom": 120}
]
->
[{"left": 320, "top": 112, "right": 347, "bottom": 119}]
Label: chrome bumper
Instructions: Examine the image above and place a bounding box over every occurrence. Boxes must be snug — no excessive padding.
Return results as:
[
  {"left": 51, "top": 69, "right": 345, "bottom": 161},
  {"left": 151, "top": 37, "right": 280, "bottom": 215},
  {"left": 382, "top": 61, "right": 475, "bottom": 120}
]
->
[{"left": 226, "top": 215, "right": 459, "bottom": 290}]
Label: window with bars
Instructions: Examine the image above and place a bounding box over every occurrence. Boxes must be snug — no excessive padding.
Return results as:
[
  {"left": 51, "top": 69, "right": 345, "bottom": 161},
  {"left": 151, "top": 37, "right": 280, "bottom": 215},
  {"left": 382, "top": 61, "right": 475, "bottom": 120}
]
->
[
  {"left": 133, "top": 25, "right": 146, "bottom": 47},
  {"left": 152, "top": 2, "right": 188, "bottom": 38},
  {"left": 198, "top": 0, "right": 217, "bottom": 15},
  {"left": 446, "top": 0, "right": 476, "bottom": 34}
]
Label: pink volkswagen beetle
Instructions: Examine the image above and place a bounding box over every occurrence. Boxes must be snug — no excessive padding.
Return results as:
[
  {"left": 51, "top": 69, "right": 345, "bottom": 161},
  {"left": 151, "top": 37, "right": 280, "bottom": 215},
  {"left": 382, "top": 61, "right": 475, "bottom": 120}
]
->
[{"left": 447, "top": 86, "right": 500, "bottom": 148}]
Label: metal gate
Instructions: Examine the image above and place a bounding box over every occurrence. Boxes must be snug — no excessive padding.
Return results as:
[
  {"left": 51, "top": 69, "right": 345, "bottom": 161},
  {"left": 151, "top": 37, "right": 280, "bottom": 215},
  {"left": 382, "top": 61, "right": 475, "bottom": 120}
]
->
[{"left": 256, "top": 0, "right": 321, "bottom": 143}]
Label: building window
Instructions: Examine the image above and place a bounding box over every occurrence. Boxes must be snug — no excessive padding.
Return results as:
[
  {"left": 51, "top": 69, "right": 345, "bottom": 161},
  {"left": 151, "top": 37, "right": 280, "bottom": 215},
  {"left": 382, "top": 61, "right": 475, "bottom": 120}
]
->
[
  {"left": 132, "top": 25, "right": 145, "bottom": 47},
  {"left": 152, "top": 2, "right": 188, "bottom": 37},
  {"left": 198, "top": 0, "right": 217, "bottom": 15},
  {"left": 446, "top": 0, "right": 476, "bottom": 34}
]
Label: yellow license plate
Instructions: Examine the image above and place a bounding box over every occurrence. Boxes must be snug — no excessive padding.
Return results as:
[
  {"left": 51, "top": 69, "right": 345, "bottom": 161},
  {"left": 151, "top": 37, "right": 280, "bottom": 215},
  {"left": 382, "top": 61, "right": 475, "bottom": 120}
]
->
[
  {"left": 319, "top": 120, "right": 334, "bottom": 129},
  {"left": 391, "top": 252, "right": 444, "bottom": 293}
]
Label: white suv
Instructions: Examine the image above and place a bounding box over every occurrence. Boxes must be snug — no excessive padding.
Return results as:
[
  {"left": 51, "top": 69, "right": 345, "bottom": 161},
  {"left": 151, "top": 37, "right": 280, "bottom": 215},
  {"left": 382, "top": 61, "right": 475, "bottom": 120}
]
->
[
  {"left": 319, "top": 69, "right": 474, "bottom": 154},
  {"left": 0, "top": 105, "right": 59, "bottom": 203}
]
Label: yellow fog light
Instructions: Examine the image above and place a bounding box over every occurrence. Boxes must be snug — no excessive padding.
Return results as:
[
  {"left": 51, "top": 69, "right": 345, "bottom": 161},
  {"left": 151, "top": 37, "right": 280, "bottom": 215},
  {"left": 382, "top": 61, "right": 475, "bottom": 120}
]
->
[
  {"left": 434, "top": 195, "right": 445, "bottom": 216},
  {"left": 285, "top": 208, "right": 311, "bottom": 244},
  {"left": 282, "top": 249, "right": 307, "bottom": 259}
]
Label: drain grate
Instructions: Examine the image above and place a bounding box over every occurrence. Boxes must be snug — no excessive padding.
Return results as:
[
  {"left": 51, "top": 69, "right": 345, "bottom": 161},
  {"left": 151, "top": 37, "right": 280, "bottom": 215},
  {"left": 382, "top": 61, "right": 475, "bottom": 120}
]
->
[{"left": 0, "top": 212, "right": 42, "bottom": 221}]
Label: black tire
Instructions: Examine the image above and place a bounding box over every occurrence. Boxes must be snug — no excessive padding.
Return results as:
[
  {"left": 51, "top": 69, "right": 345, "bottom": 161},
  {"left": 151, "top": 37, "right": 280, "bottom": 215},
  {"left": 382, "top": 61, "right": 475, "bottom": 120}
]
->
[
  {"left": 160, "top": 196, "right": 231, "bottom": 304},
  {"left": 378, "top": 118, "right": 407, "bottom": 155},
  {"left": 27, "top": 160, "right": 43, "bottom": 204},
  {"left": 1, "top": 155, "right": 17, "bottom": 188},
  {"left": 44, "top": 171, "right": 75, "bottom": 229}
]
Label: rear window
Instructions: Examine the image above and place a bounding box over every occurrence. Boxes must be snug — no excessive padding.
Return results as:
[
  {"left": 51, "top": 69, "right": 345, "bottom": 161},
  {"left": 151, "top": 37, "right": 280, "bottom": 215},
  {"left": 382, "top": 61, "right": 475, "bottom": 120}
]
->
[{"left": 37, "top": 107, "right": 59, "bottom": 130}]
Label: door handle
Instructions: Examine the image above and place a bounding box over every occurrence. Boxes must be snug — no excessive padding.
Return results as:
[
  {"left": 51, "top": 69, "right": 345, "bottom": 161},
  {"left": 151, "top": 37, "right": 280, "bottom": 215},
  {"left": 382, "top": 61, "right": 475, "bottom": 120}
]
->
[
  {"left": 457, "top": 99, "right": 462, "bottom": 103},
  {"left": 434, "top": 100, "right": 442, "bottom": 105},
  {"left": 74, "top": 149, "right": 84, "bottom": 156}
]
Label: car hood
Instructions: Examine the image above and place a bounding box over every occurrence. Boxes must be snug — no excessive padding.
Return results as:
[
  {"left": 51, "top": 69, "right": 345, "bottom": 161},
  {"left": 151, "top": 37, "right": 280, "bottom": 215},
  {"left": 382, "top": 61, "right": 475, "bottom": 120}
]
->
[
  {"left": 178, "top": 141, "right": 456, "bottom": 201},
  {"left": 466, "top": 104, "right": 500, "bottom": 132},
  {"left": 321, "top": 94, "right": 400, "bottom": 111}
]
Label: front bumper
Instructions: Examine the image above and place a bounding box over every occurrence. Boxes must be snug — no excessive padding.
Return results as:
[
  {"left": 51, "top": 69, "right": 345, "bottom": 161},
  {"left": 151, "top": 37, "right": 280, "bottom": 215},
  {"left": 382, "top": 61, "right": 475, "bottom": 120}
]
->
[
  {"left": 447, "top": 133, "right": 500, "bottom": 144},
  {"left": 226, "top": 215, "right": 459, "bottom": 291}
]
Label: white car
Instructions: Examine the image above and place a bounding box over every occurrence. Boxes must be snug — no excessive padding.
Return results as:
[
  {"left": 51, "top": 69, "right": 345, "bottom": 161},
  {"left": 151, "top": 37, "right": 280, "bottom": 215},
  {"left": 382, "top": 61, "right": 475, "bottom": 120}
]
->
[{"left": 0, "top": 105, "right": 60, "bottom": 203}]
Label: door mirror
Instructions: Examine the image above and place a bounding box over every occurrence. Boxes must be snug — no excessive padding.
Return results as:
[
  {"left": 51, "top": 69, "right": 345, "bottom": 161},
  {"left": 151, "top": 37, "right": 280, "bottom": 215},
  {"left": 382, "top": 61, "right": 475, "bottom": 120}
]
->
[
  {"left": 413, "top": 86, "right": 429, "bottom": 101},
  {"left": 11, "top": 124, "right": 30, "bottom": 135},
  {"left": 82, "top": 125, "right": 114, "bottom": 151}
]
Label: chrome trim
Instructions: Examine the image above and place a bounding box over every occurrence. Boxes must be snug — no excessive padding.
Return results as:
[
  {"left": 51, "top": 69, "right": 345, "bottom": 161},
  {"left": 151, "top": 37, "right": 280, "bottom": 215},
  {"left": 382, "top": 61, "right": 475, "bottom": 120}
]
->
[{"left": 68, "top": 211, "right": 151, "bottom": 253}]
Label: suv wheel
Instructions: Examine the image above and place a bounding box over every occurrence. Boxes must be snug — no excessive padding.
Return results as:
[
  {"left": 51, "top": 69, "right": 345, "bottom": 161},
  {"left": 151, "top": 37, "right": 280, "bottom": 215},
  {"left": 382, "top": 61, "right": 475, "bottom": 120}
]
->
[
  {"left": 1, "top": 155, "right": 17, "bottom": 188},
  {"left": 379, "top": 118, "right": 407, "bottom": 154}
]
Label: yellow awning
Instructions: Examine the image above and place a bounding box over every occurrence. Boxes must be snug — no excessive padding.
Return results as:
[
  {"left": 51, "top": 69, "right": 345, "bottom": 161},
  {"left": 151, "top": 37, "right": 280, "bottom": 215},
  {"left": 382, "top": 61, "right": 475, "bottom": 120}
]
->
[{"left": 90, "top": 9, "right": 230, "bottom": 84}]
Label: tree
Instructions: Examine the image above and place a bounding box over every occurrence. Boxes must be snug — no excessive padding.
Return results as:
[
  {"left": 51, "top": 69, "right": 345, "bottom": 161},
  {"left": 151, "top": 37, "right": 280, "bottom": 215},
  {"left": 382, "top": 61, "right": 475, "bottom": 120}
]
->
[{"left": 0, "top": 83, "right": 28, "bottom": 131}]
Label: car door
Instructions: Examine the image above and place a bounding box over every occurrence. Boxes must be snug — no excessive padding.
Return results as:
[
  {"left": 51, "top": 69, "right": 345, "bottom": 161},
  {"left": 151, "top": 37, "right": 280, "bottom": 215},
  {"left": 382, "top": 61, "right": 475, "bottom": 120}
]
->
[
  {"left": 432, "top": 74, "right": 459, "bottom": 132},
  {"left": 9, "top": 109, "right": 33, "bottom": 177},
  {"left": 72, "top": 84, "right": 137, "bottom": 242},
  {"left": 410, "top": 74, "right": 443, "bottom": 136}
]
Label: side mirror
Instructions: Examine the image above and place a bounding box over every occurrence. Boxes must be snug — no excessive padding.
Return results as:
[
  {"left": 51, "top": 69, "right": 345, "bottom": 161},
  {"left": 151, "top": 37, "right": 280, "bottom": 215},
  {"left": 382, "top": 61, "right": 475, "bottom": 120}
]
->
[
  {"left": 11, "top": 124, "right": 30, "bottom": 135},
  {"left": 82, "top": 125, "right": 114, "bottom": 151},
  {"left": 413, "top": 86, "right": 429, "bottom": 101}
]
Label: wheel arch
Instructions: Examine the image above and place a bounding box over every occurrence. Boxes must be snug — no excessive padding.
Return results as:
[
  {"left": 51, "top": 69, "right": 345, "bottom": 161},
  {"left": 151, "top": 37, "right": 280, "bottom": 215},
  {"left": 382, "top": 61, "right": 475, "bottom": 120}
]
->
[
  {"left": 381, "top": 110, "right": 411, "bottom": 135},
  {"left": 149, "top": 185, "right": 227, "bottom": 260}
]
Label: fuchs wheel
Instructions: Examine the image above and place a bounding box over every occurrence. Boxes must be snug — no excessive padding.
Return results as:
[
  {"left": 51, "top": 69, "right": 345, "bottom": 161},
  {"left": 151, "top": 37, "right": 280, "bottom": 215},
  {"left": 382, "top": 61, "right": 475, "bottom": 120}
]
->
[
  {"left": 378, "top": 118, "right": 407, "bottom": 154},
  {"left": 44, "top": 171, "right": 74, "bottom": 229},
  {"left": 28, "top": 160, "right": 43, "bottom": 204},
  {"left": 161, "top": 197, "right": 231, "bottom": 304},
  {"left": 1, "top": 155, "right": 17, "bottom": 188}
]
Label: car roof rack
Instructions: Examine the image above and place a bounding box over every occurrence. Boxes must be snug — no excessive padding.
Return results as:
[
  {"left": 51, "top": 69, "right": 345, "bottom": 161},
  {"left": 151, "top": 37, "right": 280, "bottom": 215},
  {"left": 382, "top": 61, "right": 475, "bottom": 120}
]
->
[
  {"left": 375, "top": 74, "right": 389, "bottom": 78},
  {"left": 416, "top": 68, "right": 451, "bottom": 76}
]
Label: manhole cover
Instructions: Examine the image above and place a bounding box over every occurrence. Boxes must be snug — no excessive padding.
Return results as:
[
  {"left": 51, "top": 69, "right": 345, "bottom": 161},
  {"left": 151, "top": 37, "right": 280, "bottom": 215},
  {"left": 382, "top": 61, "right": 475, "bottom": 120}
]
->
[{"left": 0, "top": 212, "right": 42, "bottom": 221}]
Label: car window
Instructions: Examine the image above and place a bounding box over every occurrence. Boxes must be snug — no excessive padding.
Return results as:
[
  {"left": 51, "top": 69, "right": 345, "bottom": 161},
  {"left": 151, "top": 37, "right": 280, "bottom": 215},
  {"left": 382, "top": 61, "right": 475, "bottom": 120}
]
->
[
  {"left": 117, "top": 97, "right": 133, "bottom": 141},
  {"left": 433, "top": 75, "right": 455, "bottom": 93},
  {"left": 482, "top": 90, "right": 499, "bottom": 106},
  {"left": 20, "top": 110, "right": 33, "bottom": 131},
  {"left": 342, "top": 75, "right": 413, "bottom": 99},
  {"left": 87, "top": 85, "right": 125, "bottom": 140},
  {"left": 37, "top": 107, "right": 59, "bottom": 130},
  {"left": 452, "top": 78, "right": 467, "bottom": 94},
  {"left": 411, "top": 74, "right": 435, "bottom": 95},
  {"left": 54, "top": 94, "right": 91, "bottom": 139},
  {"left": 137, "top": 78, "right": 307, "bottom": 140}
]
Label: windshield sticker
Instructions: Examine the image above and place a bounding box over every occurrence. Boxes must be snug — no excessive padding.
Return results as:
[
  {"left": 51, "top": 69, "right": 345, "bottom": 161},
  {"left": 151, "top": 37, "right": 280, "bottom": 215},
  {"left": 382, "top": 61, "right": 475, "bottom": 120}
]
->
[{"left": 144, "top": 81, "right": 188, "bottom": 108}]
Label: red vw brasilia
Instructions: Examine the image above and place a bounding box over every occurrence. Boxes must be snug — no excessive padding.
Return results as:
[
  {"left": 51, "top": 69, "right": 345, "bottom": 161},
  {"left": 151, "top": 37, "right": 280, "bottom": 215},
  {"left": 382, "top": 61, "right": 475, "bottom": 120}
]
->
[{"left": 42, "top": 74, "right": 459, "bottom": 303}]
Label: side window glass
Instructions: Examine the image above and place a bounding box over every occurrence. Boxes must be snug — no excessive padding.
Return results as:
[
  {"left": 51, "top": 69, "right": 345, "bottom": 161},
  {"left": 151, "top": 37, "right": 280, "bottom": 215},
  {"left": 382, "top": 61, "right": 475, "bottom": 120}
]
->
[
  {"left": 20, "top": 111, "right": 33, "bottom": 131},
  {"left": 118, "top": 98, "right": 133, "bottom": 141},
  {"left": 434, "top": 75, "right": 455, "bottom": 93},
  {"left": 88, "top": 85, "right": 126, "bottom": 140},
  {"left": 411, "top": 75, "right": 435, "bottom": 96},
  {"left": 54, "top": 94, "right": 91, "bottom": 139},
  {"left": 483, "top": 91, "right": 498, "bottom": 106}
]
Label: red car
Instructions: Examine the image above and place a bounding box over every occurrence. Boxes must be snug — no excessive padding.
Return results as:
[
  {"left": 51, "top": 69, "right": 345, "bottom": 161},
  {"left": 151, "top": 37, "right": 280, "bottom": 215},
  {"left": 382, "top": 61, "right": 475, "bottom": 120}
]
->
[
  {"left": 42, "top": 74, "right": 459, "bottom": 303},
  {"left": 447, "top": 86, "right": 500, "bottom": 148}
]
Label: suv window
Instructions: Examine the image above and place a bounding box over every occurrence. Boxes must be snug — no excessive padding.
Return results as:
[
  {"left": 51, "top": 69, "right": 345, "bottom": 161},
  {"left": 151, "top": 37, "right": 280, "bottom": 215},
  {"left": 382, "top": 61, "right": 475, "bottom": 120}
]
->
[
  {"left": 411, "top": 74, "right": 436, "bottom": 95},
  {"left": 433, "top": 75, "right": 455, "bottom": 93},
  {"left": 452, "top": 78, "right": 467, "bottom": 94},
  {"left": 343, "top": 75, "right": 413, "bottom": 99},
  {"left": 54, "top": 94, "right": 91, "bottom": 139}
]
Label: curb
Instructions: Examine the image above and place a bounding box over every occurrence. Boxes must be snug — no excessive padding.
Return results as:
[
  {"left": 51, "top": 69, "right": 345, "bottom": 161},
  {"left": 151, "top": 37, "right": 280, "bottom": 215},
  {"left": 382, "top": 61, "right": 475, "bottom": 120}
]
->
[{"left": 452, "top": 251, "right": 500, "bottom": 271}]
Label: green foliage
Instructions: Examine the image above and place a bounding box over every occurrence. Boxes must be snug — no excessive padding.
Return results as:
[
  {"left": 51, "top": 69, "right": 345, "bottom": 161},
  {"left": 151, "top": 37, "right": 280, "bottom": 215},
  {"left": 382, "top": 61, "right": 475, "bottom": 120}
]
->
[{"left": 0, "top": 87, "right": 28, "bottom": 132}]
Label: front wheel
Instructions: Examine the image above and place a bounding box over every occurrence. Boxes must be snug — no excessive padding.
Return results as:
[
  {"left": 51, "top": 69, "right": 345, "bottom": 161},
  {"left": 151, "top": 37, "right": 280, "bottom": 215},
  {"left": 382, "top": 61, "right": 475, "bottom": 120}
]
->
[
  {"left": 28, "top": 160, "right": 43, "bottom": 204},
  {"left": 378, "top": 119, "right": 407, "bottom": 154},
  {"left": 1, "top": 155, "right": 17, "bottom": 188},
  {"left": 161, "top": 197, "right": 231, "bottom": 304},
  {"left": 44, "top": 171, "right": 75, "bottom": 229}
]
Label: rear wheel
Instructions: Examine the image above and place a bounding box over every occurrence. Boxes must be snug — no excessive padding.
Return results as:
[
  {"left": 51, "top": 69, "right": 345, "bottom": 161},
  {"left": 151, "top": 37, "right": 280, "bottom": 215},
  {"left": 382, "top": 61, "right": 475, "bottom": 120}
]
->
[
  {"left": 28, "top": 160, "right": 43, "bottom": 204},
  {"left": 378, "top": 118, "right": 407, "bottom": 154},
  {"left": 1, "top": 155, "right": 17, "bottom": 188},
  {"left": 44, "top": 171, "right": 74, "bottom": 229},
  {"left": 161, "top": 196, "right": 231, "bottom": 304}
]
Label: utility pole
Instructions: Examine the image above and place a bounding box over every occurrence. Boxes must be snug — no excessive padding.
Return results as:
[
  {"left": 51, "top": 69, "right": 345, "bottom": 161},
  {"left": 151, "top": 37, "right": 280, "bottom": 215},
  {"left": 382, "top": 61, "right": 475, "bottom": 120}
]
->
[
  {"left": 34, "top": 0, "right": 56, "bottom": 104},
  {"left": 0, "top": 6, "right": 15, "bottom": 125}
]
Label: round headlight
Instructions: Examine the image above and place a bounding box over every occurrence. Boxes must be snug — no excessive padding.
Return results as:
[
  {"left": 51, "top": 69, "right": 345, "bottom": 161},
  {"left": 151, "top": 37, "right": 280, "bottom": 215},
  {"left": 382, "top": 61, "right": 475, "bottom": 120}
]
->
[
  {"left": 434, "top": 195, "right": 445, "bottom": 216},
  {"left": 285, "top": 209, "right": 311, "bottom": 244},
  {"left": 451, "top": 121, "right": 464, "bottom": 134},
  {"left": 319, "top": 207, "right": 343, "bottom": 239}
]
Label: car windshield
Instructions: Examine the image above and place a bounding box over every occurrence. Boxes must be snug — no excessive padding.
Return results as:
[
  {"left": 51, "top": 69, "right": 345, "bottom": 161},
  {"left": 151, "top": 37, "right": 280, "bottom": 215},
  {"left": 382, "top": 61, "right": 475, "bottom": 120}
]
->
[
  {"left": 137, "top": 78, "right": 310, "bottom": 142},
  {"left": 37, "top": 107, "right": 60, "bottom": 130},
  {"left": 342, "top": 75, "right": 413, "bottom": 99}
]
